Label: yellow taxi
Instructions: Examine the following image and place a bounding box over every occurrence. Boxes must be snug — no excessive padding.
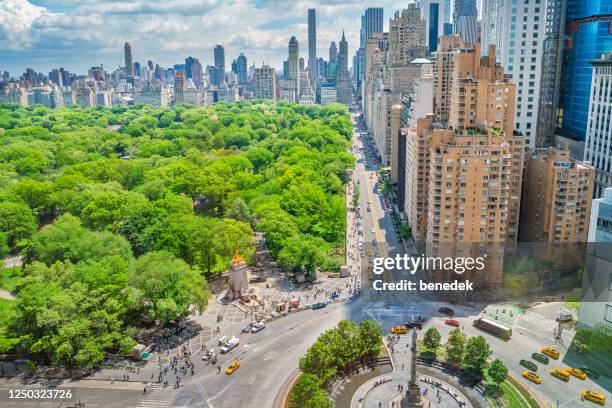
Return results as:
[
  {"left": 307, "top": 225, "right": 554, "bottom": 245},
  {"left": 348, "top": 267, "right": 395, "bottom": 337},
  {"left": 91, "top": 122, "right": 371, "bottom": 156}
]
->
[
  {"left": 390, "top": 325, "right": 407, "bottom": 334},
  {"left": 567, "top": 367, "right": 587, "bottom": 380},
  {"left": 521, "top": 371, "right": 542, "bottom": 384},
  {"left": 581, "top": 391, "right": 606, "bottom": 406},
  {"left": 541, "top": 347, "right": 560, "bottom": 360},
  {"left": 550, "top": 369, "right": 570, "bottom": 382},
  {"left": 225, "top": 360, "right": 240, "bottom": 375}
]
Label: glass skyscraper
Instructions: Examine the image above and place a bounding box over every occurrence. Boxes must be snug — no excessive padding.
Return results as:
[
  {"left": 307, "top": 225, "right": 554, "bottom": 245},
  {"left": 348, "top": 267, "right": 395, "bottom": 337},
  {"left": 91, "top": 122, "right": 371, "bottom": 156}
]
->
[{"left": 560, "top": 0, "right": 612, "bottom": 140}]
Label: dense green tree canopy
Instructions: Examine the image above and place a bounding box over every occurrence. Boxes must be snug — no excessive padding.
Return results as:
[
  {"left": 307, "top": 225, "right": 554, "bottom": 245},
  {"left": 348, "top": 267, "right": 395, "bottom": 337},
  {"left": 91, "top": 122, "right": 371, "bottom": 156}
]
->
[{"left": 0, "top": 101, "right": 353, "bottom": 366}]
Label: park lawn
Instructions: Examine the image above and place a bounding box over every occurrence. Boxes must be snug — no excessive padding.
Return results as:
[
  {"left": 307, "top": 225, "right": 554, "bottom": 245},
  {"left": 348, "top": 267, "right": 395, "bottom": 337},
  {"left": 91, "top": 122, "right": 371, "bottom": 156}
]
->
[
  {"left": 416, "top": 340, "right": 447, "bottom": 361},
  {"left": 0, "top": 267, "right": 23, "bottom": 293}
]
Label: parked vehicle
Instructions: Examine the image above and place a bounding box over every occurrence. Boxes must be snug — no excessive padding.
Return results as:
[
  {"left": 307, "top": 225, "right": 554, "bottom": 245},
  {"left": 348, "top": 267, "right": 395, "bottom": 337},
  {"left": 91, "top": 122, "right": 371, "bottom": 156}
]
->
[
  {"left": 312, "top": 302, "right": 326, "bottom": 310},
  {"left": 445, "top": 319, "right": 460, "bottom": 327},
  {"left": 220, "top": 337, "right": 239, "bottom": 354},
  {"left": 578, "top": 366, "right": 600, "bottom": 379},
  {"left": 582, "top": 391, "right": 606, "bottom": 406},
  {"left": 242, "top": 323, "right": 253, "bottom": 333},
  {"left": 567, "top": 367, "right": 587, "bottom": 380},
  {"left": 201, "top": 347, "right": 215, "bottom": 361},
  {"left": 390, "top": 326, "right": 407, "bottom": 334},
  {"left": 531, "top": 353, "right": 549, "bottom": 365},
  {"left": 519, "top": 359, "right": 538, "bottom": 372},
  {"left": 217, "top": 336, "right": 229, "bottom": 346},
  {"left": 405, "top": 322, "right": 423, "bottom": 330},
  {"left": 251, "top": 322, "right": 266, "bottom": 333},
  {"left": 472, "top": 317, "right": 512, "bottom": 339},
  {"left": 541, "top": 347, "right": 560, "bottom": 360},
  {"left": 550, "top": 369, "right": 570, "bottom": 382},
  {"left": 522, "top": 371, "right": 542, "bottom": 384}
]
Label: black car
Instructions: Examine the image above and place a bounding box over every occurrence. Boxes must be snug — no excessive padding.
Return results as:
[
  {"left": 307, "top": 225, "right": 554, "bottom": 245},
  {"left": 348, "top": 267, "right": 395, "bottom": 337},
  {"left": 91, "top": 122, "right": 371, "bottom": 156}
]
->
[
  {"left": 406, "top": 322, "right": 423, "bottom": 330},
  {"left": 439, "top": 307, "right": 455, "bottom": 316},
  {"left": 519, "top": 359, "right": 538, "bottom": 372},
  {"left": 578, "top": 366, "right": 600, "bottom": 379},
  {"left": 531, "top": 353, "right": 549, "bottom": 365},
  {"left": 311, "top": 302, "right": 326, "bottom": 310}
]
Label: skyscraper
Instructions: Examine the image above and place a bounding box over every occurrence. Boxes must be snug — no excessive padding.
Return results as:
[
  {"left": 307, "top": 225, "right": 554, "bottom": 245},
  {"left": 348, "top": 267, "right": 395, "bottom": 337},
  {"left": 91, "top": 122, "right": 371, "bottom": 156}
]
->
[
  {"left": 185, "top": 56, "right": 196, "bottom": 79},
  {"left": 255, "top": 65, "right": 276, "bottom": 100},
  {"left": 191, "top": 59, "right": 203, "bottom": 88},
  {"left": 329, "top": 42, "right": 338, "bottom": 63},
  {"left": 480, "top": 0, "right": 547, "bottom": 149},
  {"left": 212, "top": 45, "right": 225, "bottom": 86},
  {"left": 584, "top": 52, "right": 612, "bottom": 197},
  {"left": 288, "top": 36, "right": 300, "bottom": 102},
  {"left": 124, "top": 42, "right": 134, "bottom": 77},
  {"left": 308, "top": 8, "right": 318, "bottom": 82},
  {"left": 364, "top": 7, "right": 384, "bottom": 42},
  {"left": 236, "top": 53, "right": 248, "bottom": 84},
  {"left": 560, "top": 0, "right": 612, "bottom": 140},
  {"left": 338, "top": 32, "right": 348, "bottom": 74},
  {"left": 387, "top": 4, "right": 427, "bottom": 66},
  {"left": 452, "top": 0, "right": 477, "bottom": 45}
]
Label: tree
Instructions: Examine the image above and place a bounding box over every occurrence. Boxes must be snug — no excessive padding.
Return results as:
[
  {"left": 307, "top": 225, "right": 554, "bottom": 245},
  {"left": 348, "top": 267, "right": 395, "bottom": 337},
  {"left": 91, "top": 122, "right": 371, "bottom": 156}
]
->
[
  {"left": 303, "top": 390, "right": 332, "bottom": 408},
  {"left": 446, "top": 328, "right": 466, "bottom": 365},
  {"left": 128, "top": 251, "right": 209, "bottom": 323},
  {"left": 423, "top": 327, "right": 441, "bottom": 352},
  {"left": 0, "top": 201, "right": 37, "bottom": 250},
  {"left": 464, "top": 335, "right": 492, "bottom": 377},
  {"left": 299, "top": 341, "right": 337, "bottom": 384},
  {"left": 277, "top": 235, "right": 324, "bottom": 279},
  {"left": 488, "top": 359, "right": 508, "bottom": 386},
  {"left": 359, "top": 320, "right": 383, "bottom": 357},
  {"left": 226, "top": 198, "right": 251, "bottom": 223},
  {"left": 289, "top": 374, "right": 324, "bottom": 408}
]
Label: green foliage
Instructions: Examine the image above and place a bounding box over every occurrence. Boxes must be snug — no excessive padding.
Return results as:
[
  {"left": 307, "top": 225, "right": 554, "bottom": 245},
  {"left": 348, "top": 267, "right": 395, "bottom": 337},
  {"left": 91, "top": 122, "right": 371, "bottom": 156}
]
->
[
  {"left": 299, "top": 320, "right": 382, "bottom": 385},
  {"left": 488, "top": 358, "right": 508, "bottom": 386},
  {"left": 289, "top": 374, "right": 331, "bottom": 408},
  {"left": 464, "top": 335, "right": 492, "bottom": 377},
  {"left": 423, "top": 327, "right": 441, "bottom": 352},
  {"left": 0, "top": 101, "right": 352, "bottom": 365},
  {"left": 446, "top": 328, "right": 466, "bottom": 365}
]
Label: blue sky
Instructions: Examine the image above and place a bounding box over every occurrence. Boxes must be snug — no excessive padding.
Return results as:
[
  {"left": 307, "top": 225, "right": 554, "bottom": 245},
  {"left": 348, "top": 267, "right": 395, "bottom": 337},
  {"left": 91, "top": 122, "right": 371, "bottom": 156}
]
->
[{"left": 0, "top": 0, "right": 408, "bottom": 76}]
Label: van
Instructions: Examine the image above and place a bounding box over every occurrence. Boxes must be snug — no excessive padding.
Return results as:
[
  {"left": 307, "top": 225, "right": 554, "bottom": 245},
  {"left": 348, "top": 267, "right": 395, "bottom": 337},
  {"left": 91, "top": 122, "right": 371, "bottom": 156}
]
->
[
  {"left": 550, "top": 369, "right": 570, "bottom": 382},
  {"left": 581, "top": 391, "right": 606, "bottom": 406}
]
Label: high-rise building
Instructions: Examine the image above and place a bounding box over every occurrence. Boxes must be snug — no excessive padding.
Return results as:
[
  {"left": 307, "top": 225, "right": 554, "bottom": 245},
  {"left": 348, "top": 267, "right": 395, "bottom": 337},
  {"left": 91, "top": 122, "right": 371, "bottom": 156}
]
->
[
  {"left": 185, "top": 57, "right": 196, "bottom": 79},
  {"left": 577, "top": 187, "right": 612, "bottom": 330},
  {"left": 329, "top": 42, "right": 338, "bottom": 63},
  {"left": 308, "top": 8, "right": 318, "bottom": 82},
  {"left": 174, "top": 72, "right": 184, "bottom": 104},
  {"left": 584, "top": 52, "right": 612, "bottom": 197},
  {"left": 387, "top": 4, "right": 428, "bottom": 66},
  {"left": 418, "top": 0, "right": 447, "bottom": 53},
  {"left": 356, "top": 8, "right": 384, "bottom": 89},
  {"left": 254, "top": 65, "right": 276, "bottom": 100},
  {"left": 236, "top": 53, "right": 248, "bottom": 84},
  {"left": 318, "top": 82, "right": 337, "bottom": 105},
  {"left": 124, "top": 42, "right": 134, "bottom": 77},
  {"left": 521, "top": 147, "right": 595, "bottom": 243},
  {"left": 288, "top": 36, "right": 300, "bottom": 102},
  {"left": 191, "top": 59, "right": 203, "bottom": 88},
  {"left": 212, "top": 45, "right": 226, "bottom": 86},
  {"left": 433, "top": 37, "right": 516, "bottom": 137},
  {"left": 338, "top": 31, "right": 349, "bottom": 74},
  {"left": 480, "top": 0, "right": 546, "bottom": 149},
  {"left": 560, "top": 0, "right": 612, "bottom": 141},
  {"left": 452, "top": 0, "right": 477, "bottom": 45}
]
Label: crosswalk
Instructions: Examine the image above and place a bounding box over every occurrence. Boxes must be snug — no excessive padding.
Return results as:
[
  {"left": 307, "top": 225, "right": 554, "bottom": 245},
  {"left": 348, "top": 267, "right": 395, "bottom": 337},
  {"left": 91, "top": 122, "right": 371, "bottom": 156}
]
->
[
  {"left": 135, "top": 383, "right": 180, "bottom": 408},
  {"left": 515, "top": 310, "right": 558, "bottom": 332}
]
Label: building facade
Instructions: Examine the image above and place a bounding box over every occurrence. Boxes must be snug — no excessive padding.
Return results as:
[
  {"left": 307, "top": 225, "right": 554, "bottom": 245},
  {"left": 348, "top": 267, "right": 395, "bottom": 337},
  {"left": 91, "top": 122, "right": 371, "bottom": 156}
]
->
[{"left": 254, "top": 65, "right": 276, "bottom": 100}]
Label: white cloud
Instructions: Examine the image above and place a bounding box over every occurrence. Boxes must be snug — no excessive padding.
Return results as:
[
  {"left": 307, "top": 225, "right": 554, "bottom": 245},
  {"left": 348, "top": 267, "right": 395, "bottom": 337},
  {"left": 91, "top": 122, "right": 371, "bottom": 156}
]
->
[{"left": 0, "top": 0, "right": 409, "bottom": 74}]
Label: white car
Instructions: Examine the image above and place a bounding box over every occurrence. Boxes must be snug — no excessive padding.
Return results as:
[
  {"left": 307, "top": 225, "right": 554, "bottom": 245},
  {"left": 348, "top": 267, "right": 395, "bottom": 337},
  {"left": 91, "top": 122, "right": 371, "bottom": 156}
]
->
[
  {"left": 202, "top": 347, "right": 215, "bottom": 361},
  {"left": 251, "top": 322, "right": 266, "bottom": 333},
  {"left": 220, "top": 337, "right": 240, "bottom": 354}
]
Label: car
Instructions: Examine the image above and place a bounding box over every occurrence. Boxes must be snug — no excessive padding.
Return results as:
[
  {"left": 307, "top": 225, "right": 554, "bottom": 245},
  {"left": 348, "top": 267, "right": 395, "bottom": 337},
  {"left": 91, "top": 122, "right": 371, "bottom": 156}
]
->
[
  {"left": 567, "top": 367, "right": 587, "bottom": 380},
  {"left": 217, "top": 336, "right": 229, "bottom": 346},
  {"left": 438, "top": 307, "right": 455, "bottom": 316},
  {"left": 578, "top": 366, "right": 600, "bottom": 379},
  {"left": 521, "top": 371, "right": 542, "bottom": 384},
  {"left": 201, "top": 347, "right": 215, "bottom": 361},
  {"left": 312, "top": 302, "right": 326, "bottom": 310},
  {"left": 519, "top": 359, "right": 538, "bottom": 372},
  {"left": 531, "top": 353, "right": 549, "bottom": 364},
  {"left": 581, "top": 391, "right": 606, "bottom": 406},
  {"left": 242, "top": 323, "right": 253, "bottom": 333},
  {"left": 390, "top": 325, "right": 407, "bottom": 334},
  {"left": 445, "top": 319, "right": 460, "bottom": 327},
  {"left": 370, "top": 228, "right": 376, "bottom": 234},
  {"left": 406, "top": 322, "right": 423, "bottom": 330},
  {"left": 541, "top": 347, "right": 560, "bottom": 359},
  {"left": 220, "top": 337, "right": 240, "bottom": 354},
  {"left": 225, "top": 360, "right": 240, "bottom": 375},
  {"left": 251, "top": 321, "right": 266, "bottom": 333},
  {"left": 367, "top": 206, "right": 371, "bottom": 212},
  {"left": 550, "top": 368, "right": 570, "bottom": 382}
]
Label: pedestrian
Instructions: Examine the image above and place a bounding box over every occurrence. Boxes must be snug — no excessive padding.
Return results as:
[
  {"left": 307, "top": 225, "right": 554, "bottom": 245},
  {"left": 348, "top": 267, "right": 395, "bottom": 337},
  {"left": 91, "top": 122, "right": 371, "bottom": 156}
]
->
[
  {"left": 217, "top": 365, "right": 221, "bottom": 374},
  {"left": 143, "top": 387, "right": 147, "bottom": 395}
]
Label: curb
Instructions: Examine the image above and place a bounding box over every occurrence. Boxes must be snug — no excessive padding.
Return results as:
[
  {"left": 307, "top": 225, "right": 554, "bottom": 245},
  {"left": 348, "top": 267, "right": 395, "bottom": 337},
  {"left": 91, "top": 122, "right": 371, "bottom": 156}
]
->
[{"left": 274, "top": 369, "right": 300, "bottom": 408}]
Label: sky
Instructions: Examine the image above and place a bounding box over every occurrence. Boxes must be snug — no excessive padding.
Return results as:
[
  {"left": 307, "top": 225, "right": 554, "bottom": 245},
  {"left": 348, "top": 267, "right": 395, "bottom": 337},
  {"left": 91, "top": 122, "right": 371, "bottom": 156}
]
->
[{"left": 0, "top": 0, "right": 410, "bottom": 76}]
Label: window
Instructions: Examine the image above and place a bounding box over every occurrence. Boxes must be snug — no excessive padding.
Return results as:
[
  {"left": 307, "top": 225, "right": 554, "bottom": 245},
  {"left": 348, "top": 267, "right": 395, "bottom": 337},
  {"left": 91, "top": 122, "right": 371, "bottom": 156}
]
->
[{"left": 606, "top": 304, "right": 612, "bottom": 324}]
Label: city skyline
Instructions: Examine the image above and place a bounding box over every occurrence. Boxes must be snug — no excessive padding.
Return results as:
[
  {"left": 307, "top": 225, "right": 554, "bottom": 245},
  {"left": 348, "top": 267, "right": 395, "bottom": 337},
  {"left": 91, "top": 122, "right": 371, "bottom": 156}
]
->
[{"left": 1, "top": 0, "right": 411, "bottom": 75}]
